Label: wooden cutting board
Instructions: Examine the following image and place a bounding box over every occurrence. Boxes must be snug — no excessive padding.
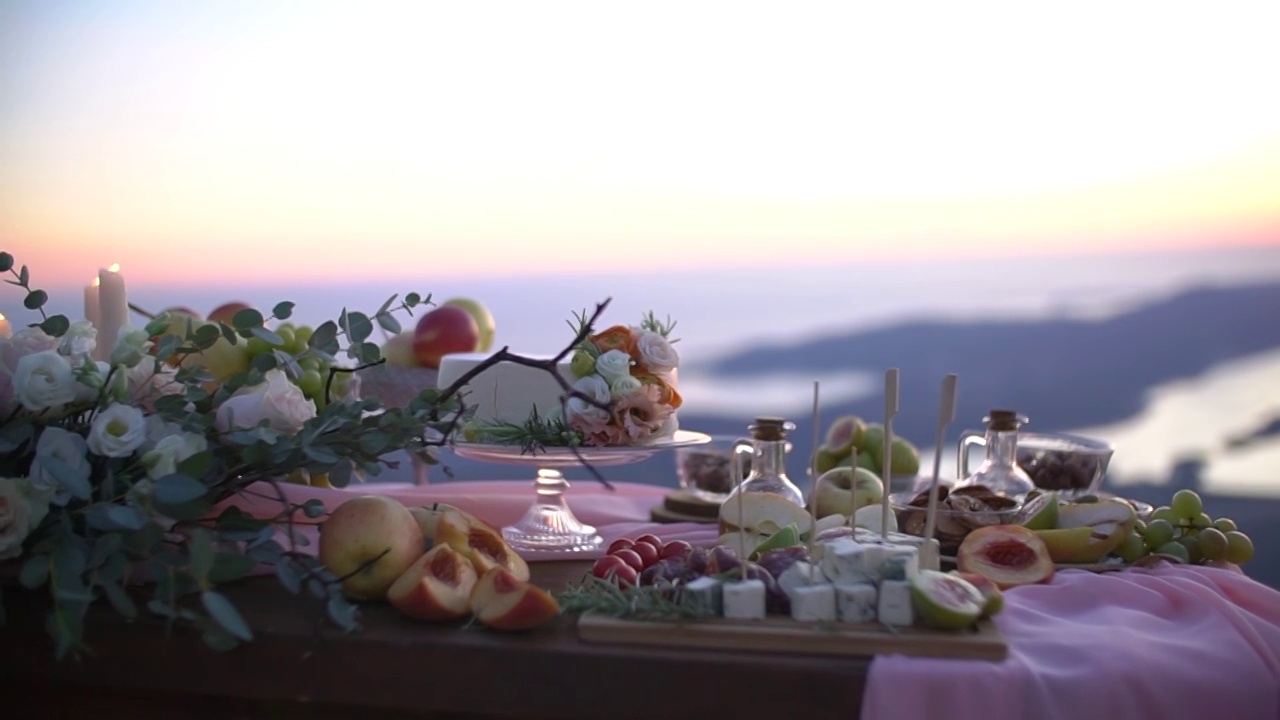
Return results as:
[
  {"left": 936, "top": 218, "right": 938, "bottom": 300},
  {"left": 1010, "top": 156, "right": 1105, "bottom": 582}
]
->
[{"left": 577, "top": 613, "right": 1007, "bottom": 661}]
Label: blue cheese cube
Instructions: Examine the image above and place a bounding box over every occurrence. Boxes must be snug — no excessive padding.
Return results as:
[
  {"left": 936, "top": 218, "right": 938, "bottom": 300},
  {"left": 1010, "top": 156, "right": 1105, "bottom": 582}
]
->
[
  {"left": 722, "top": 579, "right": 766, "bottom": 620},
  {"left": 878, "top": 579, "right": 914, "bottom": 626},
  {"left": 682, "top": 576, "right": 722, "bottom": 617},
  {"left": 835, "top": 583, "right": 878, "bottom": 624},
  {"left": 778, "top": 561, "right": 827, "bottom": 600},
  {"left": 818, "top": 538, "right": 875, "bottom": 585},
  {"left": 789, "top": 584, "right": 836, "bottom": 622},
  {"left": 881, "top": 546, "right": 919, "bottom": 581}
]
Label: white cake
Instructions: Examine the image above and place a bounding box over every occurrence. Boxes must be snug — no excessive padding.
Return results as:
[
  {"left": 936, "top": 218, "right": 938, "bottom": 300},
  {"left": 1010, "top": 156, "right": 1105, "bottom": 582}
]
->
[{"left": 437, "top": 353, "right": 575, "bottom": 426}]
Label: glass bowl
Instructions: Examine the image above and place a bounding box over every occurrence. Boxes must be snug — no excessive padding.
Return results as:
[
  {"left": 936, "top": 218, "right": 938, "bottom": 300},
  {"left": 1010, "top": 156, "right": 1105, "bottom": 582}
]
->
[
  {"left": 961, "top": 430, "right": 1114, "bottom": 496},
  {"left": 889, "top": 488, "right": 1021, "bottom": 557},
  {"left": 673, "top": 435, "right": 752, "bottom": 502}
]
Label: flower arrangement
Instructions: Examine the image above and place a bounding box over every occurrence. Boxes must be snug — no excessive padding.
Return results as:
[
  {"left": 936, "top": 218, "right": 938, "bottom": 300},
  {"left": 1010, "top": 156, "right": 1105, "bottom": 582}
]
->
[{"left": 0, "top": 250, "right": 616, "bottom": 657}]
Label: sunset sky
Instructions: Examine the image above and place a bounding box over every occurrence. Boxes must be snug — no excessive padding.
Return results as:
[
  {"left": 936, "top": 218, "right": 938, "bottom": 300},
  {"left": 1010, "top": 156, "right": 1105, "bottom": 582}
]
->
[{"left": 2, "top": 1, "right": 1279, "bottom": 289}]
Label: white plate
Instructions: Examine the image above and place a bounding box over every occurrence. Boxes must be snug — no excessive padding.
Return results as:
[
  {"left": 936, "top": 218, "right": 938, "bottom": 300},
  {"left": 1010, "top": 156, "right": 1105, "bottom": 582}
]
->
[{"left": 451, "top": 430, "right": 712, "bottom": 468}]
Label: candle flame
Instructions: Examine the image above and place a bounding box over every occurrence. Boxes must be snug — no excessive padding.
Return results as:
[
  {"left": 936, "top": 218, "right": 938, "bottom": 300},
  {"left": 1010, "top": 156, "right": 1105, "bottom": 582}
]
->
[
  {"left": 108, "top": 263, "right": 121, "bottom": 273},
  {"left": 0, "top": 313, "right": 6, "bottom": 321}
]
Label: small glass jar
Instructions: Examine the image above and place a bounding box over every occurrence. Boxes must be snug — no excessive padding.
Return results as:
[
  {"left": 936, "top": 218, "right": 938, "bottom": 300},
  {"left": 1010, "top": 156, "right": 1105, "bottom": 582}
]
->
[
  {"left": 720, "top": 417, "right": 806, "bottom": 533},
  {"left": 954, "top": 410, "right": 1036, "bottom": 498}
]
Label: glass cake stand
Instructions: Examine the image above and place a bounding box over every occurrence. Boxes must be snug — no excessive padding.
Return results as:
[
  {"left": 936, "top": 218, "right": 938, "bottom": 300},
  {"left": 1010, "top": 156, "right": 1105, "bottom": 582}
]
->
[{"left": 453, "top": 430, "right": 711, "bottom": 553}]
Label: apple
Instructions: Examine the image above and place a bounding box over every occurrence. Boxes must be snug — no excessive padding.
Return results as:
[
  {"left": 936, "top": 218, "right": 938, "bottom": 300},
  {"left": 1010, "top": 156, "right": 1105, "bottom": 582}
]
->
[
  {"left": 434, "top": 510, "right": 530, "bottom": 582},
  {"left": 381, "top": 331, "right": 420, "bottom": 368},
  {"left": 318, "top": 495, "right": 426, "bottom": 600},
  {"left": 180, "top": 323, "right": 252, "bottom": 382},
  {"left": 412, "top": 306, "right": 480, "bottom": 369},
  {"left": 470, "top": 566, "right": 561, "bottom": 631},
  {"left": 150, "top": 309, "right": 205, "bottom": 365},
  {"left": 387, "top": 543, "right": 478, "bottom": 621},
  {"left": 209, "top": 302, "right": 254, "bottom": 326},
  {"left": 442, "top": 297, "right": 496, "bottom": 353},
  {"left": 812, "top": 466, "right": 884, "bottom": 518}
]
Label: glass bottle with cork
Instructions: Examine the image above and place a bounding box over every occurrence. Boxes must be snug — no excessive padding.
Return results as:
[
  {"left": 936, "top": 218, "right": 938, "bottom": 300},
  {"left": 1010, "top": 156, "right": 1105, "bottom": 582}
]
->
[
  {"left": 955, "top": 409, "right": 1036, "bottom": 498},
  {"left": 720, "top": 417, "right": 806, "bottom": 534}
]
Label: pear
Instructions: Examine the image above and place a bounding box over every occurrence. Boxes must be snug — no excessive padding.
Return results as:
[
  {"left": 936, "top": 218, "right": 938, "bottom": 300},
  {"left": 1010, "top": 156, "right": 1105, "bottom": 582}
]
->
[{"left": 1035, "top": 498, "right": 1135, "bottom": 563}]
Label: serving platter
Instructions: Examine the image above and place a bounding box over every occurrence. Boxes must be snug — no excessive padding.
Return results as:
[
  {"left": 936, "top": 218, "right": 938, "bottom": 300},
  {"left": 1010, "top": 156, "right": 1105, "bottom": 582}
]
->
[{"left": 452, "top": 430, "right": 711, "bottom": 467}]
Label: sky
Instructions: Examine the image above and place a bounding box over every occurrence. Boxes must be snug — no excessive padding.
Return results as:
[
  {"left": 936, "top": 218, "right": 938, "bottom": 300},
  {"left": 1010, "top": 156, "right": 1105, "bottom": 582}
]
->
[{"left": 2, "top": 0, "right": 1280, "bottom": 289}]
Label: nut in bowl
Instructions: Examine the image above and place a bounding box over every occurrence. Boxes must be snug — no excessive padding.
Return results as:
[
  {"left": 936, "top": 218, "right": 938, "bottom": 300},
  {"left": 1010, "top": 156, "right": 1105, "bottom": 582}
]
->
[
  {"left": 959, "top": 430, "right": 1114, "bottom": 497},
  {"left": 890, "top": 487, "right": 1021, "bottom": 557}
]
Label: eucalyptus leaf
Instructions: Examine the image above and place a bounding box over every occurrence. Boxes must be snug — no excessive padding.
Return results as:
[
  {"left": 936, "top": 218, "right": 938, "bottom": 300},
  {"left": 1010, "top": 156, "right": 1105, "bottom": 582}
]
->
[
  {"left": 232, "top": 308, "right": 265, "bottom": 330},
  {"left": 201, "top": 590, "right": 253, "bottom": 642},
  {"left": 309, "top": 321, "right": 339, "bottom": 355},
  {"left": 250, "top": 326, "right": 284, "bottom": 347},
  {"left": 154, "top": 473, "right": 209, "bottom": 505},
  {"left": 176, "top": 450, "right": 214, "bottom": 479},
  {"left": 188, "top": 528, "right": 215, "bottom": 585},
  {"left": 303, "top": 444, "right": 340, "bottom": 465},
  {"left": 404, "top": 292, "right": 421, "bottom": 307},
  {"left": 209, "top": 552, "right": 257, "bottom": 583},
  {"left": 19, "top": 553, "right": 50, "bottom": 589},
  {"left": 193, "top": 323, "right": 222, "bottom": 349},
  {"left": 24, "top": 288, "right": 48, "bottom": 310},
  {"left": 301, "top": 498, "right": 326, "bottom": 518},
  {"left": 346, "top": 311, "right": 373, "bottom": 343},
  {"left": 272, "top": 301, "right": 294, "bottom": 320},
  {"left": 152, "top": 495, "right": 213, "bottom": 522},
  {"left": 375, "top": 312, "right": 401, "bottom": 335},
  {"left": 358, "top": 431, "right": 390, "bottom": 455},
  {"left": 246, "top": 539, "right": 284, "bottom": 564},
  {"left": 327, "top": 595, "right": 360, "bottom": 633},
  {"left": 0, "top": 251, "right": 11, "bottom": 271},
  {"left": 275, "top": 558, "right": 302, "bottom": 594},
  {"left": 356, "top": 341, "right": 380, "bottom": 365},
  {"left": 39, "top": 314, "right": 70, "bottom": 337},
  {"left": 89, "top": 533, "right": 123, "bottom": 568},
  {"left": 250, "top": 352, "right": 278, "bottom": 372}
]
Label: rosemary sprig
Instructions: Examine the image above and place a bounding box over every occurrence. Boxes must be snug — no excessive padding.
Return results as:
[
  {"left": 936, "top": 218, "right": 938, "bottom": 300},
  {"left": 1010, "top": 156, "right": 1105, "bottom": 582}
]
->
[
  {"left": 556, "top": 575, "right": 706, "bottom": 621},
  {"left": 639, "top": 310, "right": 679, "bottom": 342},
  {"left": 462, "top": 407, "right": 583, "bottom": 452}
]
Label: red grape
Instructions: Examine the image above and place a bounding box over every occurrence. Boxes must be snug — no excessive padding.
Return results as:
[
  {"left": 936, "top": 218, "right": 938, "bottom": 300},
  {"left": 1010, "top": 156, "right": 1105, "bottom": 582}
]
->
[
  {"left": 606, "top": 538, "right": 634, "bottom": 555},
  {"left": 612, "top": 549, "right": 645, "bottom": 572},
  {"left": 631, "top": 541, "right": 660, "bottom": 568}
]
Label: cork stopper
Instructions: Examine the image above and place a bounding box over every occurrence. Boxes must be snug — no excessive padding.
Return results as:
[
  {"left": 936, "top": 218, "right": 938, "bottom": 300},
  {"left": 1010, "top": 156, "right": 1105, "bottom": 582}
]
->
[
  {"left": 749, "top": 417, "right": 794, "bottom": 441},
  {"left": 985, "top": 409, "right": 1026, "bottom": 432}
]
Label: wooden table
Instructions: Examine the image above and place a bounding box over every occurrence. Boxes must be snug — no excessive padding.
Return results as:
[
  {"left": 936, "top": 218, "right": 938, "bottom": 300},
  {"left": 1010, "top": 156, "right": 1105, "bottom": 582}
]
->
[{"left": 2, "top": 561, "right": 870, "bottom": 719}]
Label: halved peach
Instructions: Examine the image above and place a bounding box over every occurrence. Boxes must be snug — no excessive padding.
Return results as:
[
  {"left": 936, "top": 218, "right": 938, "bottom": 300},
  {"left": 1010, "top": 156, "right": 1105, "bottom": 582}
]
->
[
  {"left": 434, "top": 511, "right": 530, "bottom": 582},
  {"left": 469, "top": 567, "right": 560, "bottom": 631},
  {"left": 387, "top": 544, "right": 479, "bottom": 621}
]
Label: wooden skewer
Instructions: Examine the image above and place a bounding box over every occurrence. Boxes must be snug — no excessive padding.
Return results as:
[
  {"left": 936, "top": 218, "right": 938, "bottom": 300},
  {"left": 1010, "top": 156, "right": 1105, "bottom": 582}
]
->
[
  {"left": 848, "top": 447, "right": 858, "bottom": 529},
  {"left": 736, "top": 455, "right": 747, "bottom": 583},
  {"left": 880, "top": 368, "right": 899, "bottom": 540},
  {"left": 922, "top": 374, "right": 959, "bottom": 546},
  {"left": 809, "top": 380, "right": 820, "bottom": 583}
]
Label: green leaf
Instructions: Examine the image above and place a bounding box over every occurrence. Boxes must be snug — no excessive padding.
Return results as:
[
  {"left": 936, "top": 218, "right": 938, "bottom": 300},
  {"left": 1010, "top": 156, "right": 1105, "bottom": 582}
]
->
[
  {"left": 275, "top": 558, "right": 302, "bottom": 594},
  {"left": 328, "top": 461, "right": 353, "bottom": 488},
  {"left": 18, "top": 264, "right": 29, "bottom": 286},
  {"left": 404, "top": 292, "right": 421, "bottom": 307},
  {"left": 176, "top": 450, "right": 214, "bottom": 479},
  {"left": 201, "top": 590, "right": 253, "bottom": 642},
  {"left": 272, "top": 301, "right": 294, "bottom": 320},
  {"left": 209, "top": 552, "right": 257, "bottom": 583},
  {"left": 303, "top": 444, "right": 340, "bottom": 465},
  {"left": 89, "top": 533, "right": 123, "bottom": 568},
  {"left": 246, "top": 539, "right": 284, "bottom": 564},
  {"left": 19, "top": 554, "right": 50, "bottom": 589},
  {"left": 358, "top": 431, "right": 390, "bottom": 455},
  {"left": 153, "top": 473, "right": 208, "bottom": 505},
  {"left": 188, "top": 528, "right": 215, "bottom": 585},
  {"left": 250, "top": 352, "right": 278, "bottom": 373},
  {"left": 0, "top": 251, "right": 12, "bottom": 271},
  {"left": 301, "top": 498, "right": 326, "bottom": 518},
  {"left": 102, "top": 579, "right": 138, "bottom": 620},
  {"left": 219, "top": 322, "right": 238, "bottom": 344},
  {"left": 309, "top": 321, "right": 340, "bottom": 355},
  {"left": 145, "top": 316, "right": 170, "bottom": 336},
  {"left": 356, "top": 341, "right": 380, "bottom": 365},
  {"left": 0, "top": 418, "right": 34, "bottom": 454},
  {"left": 153, "top": 334, "right": 181, "bottom": 362},
  {"left": 250, "top": 326, "right": 283, "bottom": 347},
  {"left": 327, "top": 595, "right": 360, "bottom": 633},
  {"left": 232, "top": 308, "right": 264, "bottom": 330},
  {"left": 85, "top": 504, "right": 147, "bottom": 531},
  {"left": 123, "top": 522, "right": 165, "bottom": 557},
  {"left": 345, "top": 311, "right": 373, "bottom": 343},
  {"left": 193, "top": 323, "right": 222, "bottom": 350},
  {"left": 38, "top": 314, "right": 70, "bottom": 337},
  {"left": 152, "top": 495, "right": 213, "bottom": 522},
  {"left": 375, "top": 313, "right": 401, "bottom": 335}
]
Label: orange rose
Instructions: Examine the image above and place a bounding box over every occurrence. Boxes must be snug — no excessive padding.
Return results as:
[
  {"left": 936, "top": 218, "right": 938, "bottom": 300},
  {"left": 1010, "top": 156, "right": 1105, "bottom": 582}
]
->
[
  {"left": 631, "top": 370, "right": 682, "bottom": 410},
  {"left": 589, "top": 325, "right": 637, "bottom": 357}
]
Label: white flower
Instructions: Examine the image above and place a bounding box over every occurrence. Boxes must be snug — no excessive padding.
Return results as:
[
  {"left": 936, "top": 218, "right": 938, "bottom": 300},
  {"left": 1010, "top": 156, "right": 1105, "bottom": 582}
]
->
[
  {"left": 594, "top": 350, "right": 633, "bottom": 383},
  {"left": 0, "top": 477, "right": 51, "bottom": 561},
  {"left": 87, "top": 403, "right": 148, "bottom": 457},
  {"left": 58, "top": 321, "right": 98, "bottom": 364},
  {"left": 571, "top": 373, "right": 612, "bottom": 406},
  {"left": 29, "top": 427, "right": 92, "bottom": 505},
  {"left": 142, "top": 431, "right": 208, "bottom": 480},
  {"left": 128, "top": 357, "right": 184, "bottom": 406},
  {"left": 110, "top": 328, "right": 152, "bottom": 368},
  {"left": 636, "top": 331, "right": 679, "bottom": 374},
  {"left": 13, "top": 350, "right": 77, "bottom": 411},
  {"left": 215, "top": 369, "right": 316, "bottom": 435},
  {"left": 609, "top": 374, "right": 643, "bottom": 399}
]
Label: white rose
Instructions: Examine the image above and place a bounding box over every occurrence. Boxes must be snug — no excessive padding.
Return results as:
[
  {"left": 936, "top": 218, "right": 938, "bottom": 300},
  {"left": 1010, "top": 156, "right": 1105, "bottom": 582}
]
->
[
  {"left": 609, "top": 374, "right": 643, "bottom": 399},
  {"left": 142, "top": 431, "right": 208, "bottom": 480},
  {"left": 594, "top": 350, "right": 633, "bottom": 383},
  {"left": 13, "top": 350, "right": 77, "bottom": 411},
  {"left": 636, "top": 331, "right": 679, "bottom": 374},
  {"left": 110, "top": 328, "right": 152, "bottom": 368},
  {"left": 87, "top": 403, "right": 148, "bottom": 457},
  {"left": 58, "top": 321, "right": 98, "bottom": 364},
  {"left": 215, "top": 369, "right": 316, "bottom": 435},
  {"left": 0, "top": 476, "right": 51, "bottom": 561},
  {"left": 571, "top": 374, "right": 612, "bottom": 407},
  {"left": 29, "top": 427, "right": 92, "bottom": 505}
]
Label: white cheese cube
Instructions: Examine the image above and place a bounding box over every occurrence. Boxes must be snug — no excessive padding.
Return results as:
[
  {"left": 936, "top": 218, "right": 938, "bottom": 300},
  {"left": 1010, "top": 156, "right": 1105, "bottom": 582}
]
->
[
  {"left": 916, "top": 538, "right": 941, "bottom": 572},
  {"left": 778, "top": 561, "right": 827, "bottom": 600},
  {"left": 881, "top": 546, "right": 919, "bottom": 581},
  {"left": 722, "top": 579, "right": 766, "bottom": 620},
  {"left": 789, "top": 584, "right": 836, "bottom": 622},
  {"left": 855, "top": 528, "right": 928, "bottom": 549},
  {"left": 857, "top": 543, "right": 891, "bottom": 582},
  {"left": 878, "top": 579, "right": 914, "bottom": 626},
  {"left": 818, "top": 539, "right": 875, "bottom": 585},
  {"left": 835, "top": 583, "right": 878, "bottom": 624},
  {"left": 682, "top": 576, "right": 722, "bottom": 617}
]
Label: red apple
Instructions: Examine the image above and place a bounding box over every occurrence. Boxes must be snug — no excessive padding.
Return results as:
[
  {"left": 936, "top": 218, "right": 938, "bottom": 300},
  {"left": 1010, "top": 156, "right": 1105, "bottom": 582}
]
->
[
  {"left": 434, "top": 510, "right": 530, "bottom": 582},
  {"left": 412, "top": 306, "right": 480, "bottom": 369},
  {"left": 442, "top": 297, "right": 496, "bottom": 352},
  {"left": 387, "top": 544, "right": 478, "bottom": 621},
  {"left": 317, "top": 495, "right": 426, "bottom": 600},
  {"left": 209, "top": 301, "right": 254, "bottom": 326},
  {"left": 469, "top": 566, "right": 561, "bottom": 631}
]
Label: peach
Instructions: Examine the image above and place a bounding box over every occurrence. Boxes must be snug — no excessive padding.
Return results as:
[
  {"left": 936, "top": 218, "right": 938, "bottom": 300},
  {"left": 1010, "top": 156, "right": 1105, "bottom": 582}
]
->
[
  {"left": 208, "top": 301, "right": 254, "bottom": 326},
  {"left": 434, "top": 510, "right": 530, "bottom": 582},
  {"left": 412, "top": 306, "right": 479, "bottom": 369},
  {"left": 387, "top": 544, "right": 478, "bottom": 621},
  {"left": 470, "top": 567, "right": 560, "bottom": 631},
  {"left": 318, "top": 496, "right": 426, "bottom": 600},
  {"left": 956, "top": 525, "right": 1055, "bottom": 589}
]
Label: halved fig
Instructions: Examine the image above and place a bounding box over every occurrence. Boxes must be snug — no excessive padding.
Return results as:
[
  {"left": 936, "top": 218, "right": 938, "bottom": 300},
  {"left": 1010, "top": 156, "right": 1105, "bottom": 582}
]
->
[
  {"left": 910, "top": 569, "right": 986, "bottom": 630},
  {"left": 956, "top": 525, "right": 1055, "bottom": 589}
]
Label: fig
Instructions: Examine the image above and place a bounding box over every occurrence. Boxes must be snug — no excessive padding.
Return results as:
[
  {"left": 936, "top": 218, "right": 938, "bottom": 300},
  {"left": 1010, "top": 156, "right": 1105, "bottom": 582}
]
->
[
  {"left": 743, "top": 562, "right": 788, "bottom": 615},
  {"left": 950, "top": 571, "right": 1004, "bottom": 617},
  {"left": 910, "top": 569, "right": 986, "bottom": 630},
  {"left": 813, "top": 447, "right": 843, "bottom": 474},
  {"left": 955, "top": 525, "right": 1055, "bottom": 589},
  {"left": 857, "top": 424, "right": 886, "bottom": 468},
  {"left": 640, "top": 558, "right": 702, "bottom": 587},
  {"left": 887, "top": 437, "right": 921, "bottom": 476},
  {"left": 1014, "top": 492, "right": 1059, "bottom": 530},
  {"left": 685, "top": 547, "right": 710, "bottom": 574},
  {"left": 755, "top": 546, "right": 809, "bottom": 580},
  {"left": 706, "top": 545, "right": 743, "bottom": 576},
  {"left": 823, "top": 414, "right": 864, "bottom": 456}
]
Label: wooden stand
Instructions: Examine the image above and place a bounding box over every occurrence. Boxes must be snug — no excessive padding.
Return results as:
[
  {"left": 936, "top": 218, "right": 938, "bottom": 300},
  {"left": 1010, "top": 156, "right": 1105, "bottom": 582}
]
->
[{"left": 650, "top": 489, "right": 720, "bottom": 524}]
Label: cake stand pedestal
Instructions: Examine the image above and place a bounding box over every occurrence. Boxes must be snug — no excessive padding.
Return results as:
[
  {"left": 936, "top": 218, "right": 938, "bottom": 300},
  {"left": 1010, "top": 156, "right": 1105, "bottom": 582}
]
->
[{"left": 453, "top": 430, "right": 711, "bottom": 554}]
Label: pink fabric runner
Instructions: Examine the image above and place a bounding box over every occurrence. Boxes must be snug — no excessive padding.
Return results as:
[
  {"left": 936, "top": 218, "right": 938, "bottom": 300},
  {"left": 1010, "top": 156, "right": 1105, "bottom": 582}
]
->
[{"left": 232, "top": 481, "right": 1280, "bottom": 718}]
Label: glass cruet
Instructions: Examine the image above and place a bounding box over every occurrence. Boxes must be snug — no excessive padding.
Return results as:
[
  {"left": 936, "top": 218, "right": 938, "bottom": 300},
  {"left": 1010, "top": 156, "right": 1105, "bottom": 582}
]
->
[
  {"left": 720, "top": 417, "right": 806, "bottom": 533},
  {"left": 955, "top": 409, "right": 1036, "bottom": 498}
]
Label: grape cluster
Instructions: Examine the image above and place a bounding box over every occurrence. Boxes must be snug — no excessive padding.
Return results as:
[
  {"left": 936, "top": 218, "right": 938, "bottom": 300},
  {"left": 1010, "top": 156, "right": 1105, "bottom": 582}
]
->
[
  {"left": 244, "top": 322, "right": 352, "bottom": 409},
  {"left": 1117, "top": 489, "right": 1254, "bottom": 566}
]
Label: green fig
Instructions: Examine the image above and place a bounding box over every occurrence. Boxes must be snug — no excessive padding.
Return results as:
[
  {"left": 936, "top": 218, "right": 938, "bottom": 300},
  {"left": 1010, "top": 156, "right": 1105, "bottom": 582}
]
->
[
  {"left": 887, "top": 437, "right": 921, "bottom": 476},
  {"left": 822, "top": 415, "right": 864, "bottom": 457},
  {"left": 857, "top": 424, "right": 886, "bottom": 466},
  {"left": 813, "top": 447, "right": 843, "bottom": 475},
  {"left": 910, "top": 569, "right": 986, "bottom": 630}
]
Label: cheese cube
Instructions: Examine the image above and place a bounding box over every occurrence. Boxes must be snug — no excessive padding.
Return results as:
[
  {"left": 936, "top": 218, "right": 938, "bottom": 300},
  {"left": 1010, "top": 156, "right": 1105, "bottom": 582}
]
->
[
  {"left": 835, "top": 583, "right": 878, "bottom": 624},
  {"left": 789, "top": 584, "right": 836, "bottom": 622},
  {"left": 682, "top": 576, "right": 722, "bottom": 617},
  {"left": 880, "top": 546, "right": 919, "bottom": 581},
  {"left": 878, "top": 579, "right": 914, "bottom": 626},
  {"left": 916, "top": 538, "right": 941, "bottom": 572},
  {"left": 855, "top": 528, "right": 928, "bottom": 549},
  {"left": 818, "top": 539, "right": 875, "bottom": 585},
  {"left": 778, "top": 561, "right": 827, "bottom": 600},
  {"left": 722, "top": 579, "right": 766, "bottom": 620}
]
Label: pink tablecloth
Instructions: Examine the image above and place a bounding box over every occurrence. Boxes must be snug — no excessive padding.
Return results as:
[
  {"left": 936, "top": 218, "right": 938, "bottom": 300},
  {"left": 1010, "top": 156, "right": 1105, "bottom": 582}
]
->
[{"left": 235, "top": 480, "right": 1280, "bottom": 719}]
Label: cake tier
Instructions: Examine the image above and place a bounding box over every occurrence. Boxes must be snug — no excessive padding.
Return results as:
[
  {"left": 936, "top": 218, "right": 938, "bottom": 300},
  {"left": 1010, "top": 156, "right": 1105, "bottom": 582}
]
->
[{"left": 437, "top": 353, "right": 576, "bottom": 426}]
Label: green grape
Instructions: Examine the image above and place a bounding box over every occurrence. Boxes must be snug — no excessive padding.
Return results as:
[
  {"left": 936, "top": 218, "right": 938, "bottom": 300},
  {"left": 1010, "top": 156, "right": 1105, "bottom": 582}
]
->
[
  {"left": 1176, "top": 536, "right": 1204, "bottom": 564},
  {"left": 1224, "top": 531, "right": 1255, "bottom": 565},
  {"left": 1117, "top": 533, "right": 1148, "bottom": 563},
  {"left": 1133, "top": 519, "right": 1147, "bottom": 536},
  {"left": 1213, "top": 517, "right": 1237, "bottom": 533},
  {"left": 1170, "top": 489, "right": 1203, "bottom": 520},
  {"left": 1155, "top": 541, "right": 1191, "bottom": 564},
  {"left": 1197, "top": 528, "right": 1229, "bottom": 562},
  {"left": 1143, "top": 518, "right": 1176, "bottom": 549},
  {"left": 1191, "top": 512, "right": 1212, "bottom": 530},
  {"left": 276, "top": 326, "right": 297, "bottom": 352},
  {"left": 294, "top": 325, "right": 314, "bottom": 347},
  {"left": 246, "top": 336, "right": 274, "bottom": 355},
  {"left": 1152, "top": 506, "right": 1178, "bottom": 524},
  {"left": 297, "top": 369, "right": 324, "bottom": 400}
]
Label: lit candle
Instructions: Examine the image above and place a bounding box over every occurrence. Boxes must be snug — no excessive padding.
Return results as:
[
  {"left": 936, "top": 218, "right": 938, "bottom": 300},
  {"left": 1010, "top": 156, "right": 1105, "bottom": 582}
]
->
[
  {"left": 97, "top": 264, "right": 128, "bottom": 362},
  {"left": 0, "top": 313, "right": 11, "bottom": 339},
  {"left": 84, "top": 277, "right": 101, "bottom": 327}
]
